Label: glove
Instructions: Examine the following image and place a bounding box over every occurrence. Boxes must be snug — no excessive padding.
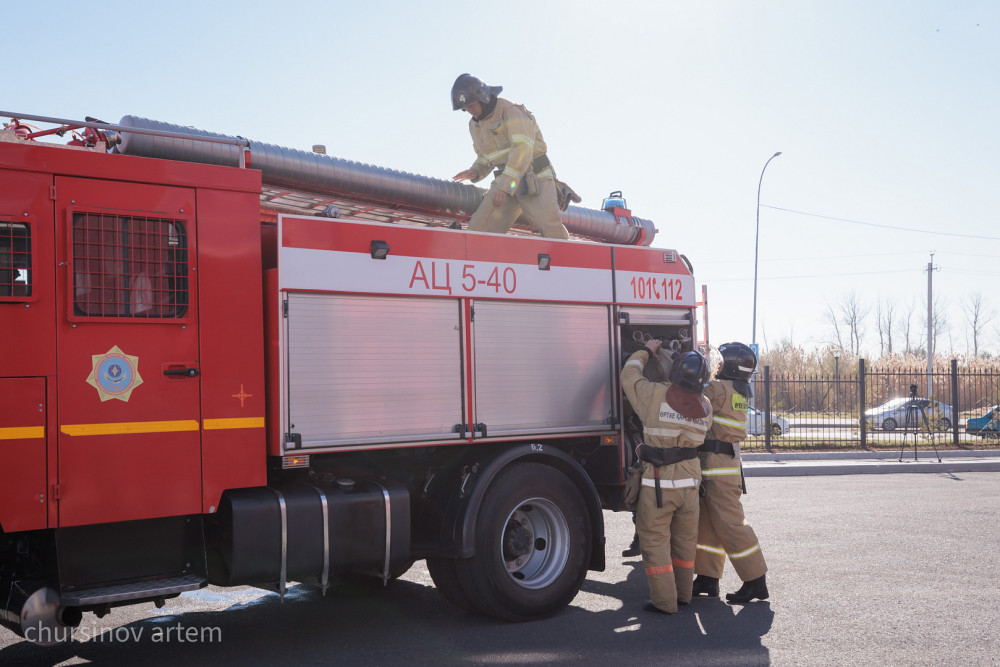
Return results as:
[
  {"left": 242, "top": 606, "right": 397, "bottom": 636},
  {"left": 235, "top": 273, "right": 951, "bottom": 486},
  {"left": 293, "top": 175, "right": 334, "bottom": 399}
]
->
[{"left": 556, "top": 180, "right": 582, "bottom": 211}]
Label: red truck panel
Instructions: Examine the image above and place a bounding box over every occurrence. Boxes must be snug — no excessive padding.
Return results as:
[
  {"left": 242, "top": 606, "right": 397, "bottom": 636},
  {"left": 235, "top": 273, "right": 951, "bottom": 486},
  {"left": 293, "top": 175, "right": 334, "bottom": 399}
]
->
[
  {"left": 277, "top": 217, "right": 616, "bottom": 304},
  {"left": 264, "top": 269, "right": 281, "bottom": 456},
  {"left": 0, "top": 168, "right": 56, "bottom": 377},
  {"left": 612, "top": 246, "right": 696, "bottom": 307},
  {"left": 196, "top": 187, "right": 267, "bottom": 511},
  {"left": 0, "top": 378, "right": 48, "bottom": 532},
  {"left": 54, "top": 177, "right": 203, "bottom": 527}
]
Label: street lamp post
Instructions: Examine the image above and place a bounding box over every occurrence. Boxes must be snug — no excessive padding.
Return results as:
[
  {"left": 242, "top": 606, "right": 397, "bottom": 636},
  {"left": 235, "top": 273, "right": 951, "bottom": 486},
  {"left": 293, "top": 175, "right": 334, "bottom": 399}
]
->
[{"left": 752, "top": 151, "right": 782, "bottom": 347}]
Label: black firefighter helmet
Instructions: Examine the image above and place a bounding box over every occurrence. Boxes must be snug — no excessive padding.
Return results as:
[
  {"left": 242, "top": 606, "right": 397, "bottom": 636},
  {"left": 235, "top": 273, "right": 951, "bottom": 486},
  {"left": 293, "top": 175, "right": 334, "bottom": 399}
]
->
[
  {"left": 665, "top": 351, "right": 711, "bottom": 419},
  {"left": 451, "top": 73, "right": 502, "bottom": 110},
  {"left": 718, "top": 342, "right": 757, "bottom": 382}
]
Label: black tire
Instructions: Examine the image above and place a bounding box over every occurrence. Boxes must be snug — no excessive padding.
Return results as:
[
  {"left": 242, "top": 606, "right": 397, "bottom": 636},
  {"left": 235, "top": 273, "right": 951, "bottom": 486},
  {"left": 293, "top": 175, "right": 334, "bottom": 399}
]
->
[
  {"left": 882, "top": 418, "right": 897, "bottom": 431},
  {"left": 938, "top": 418, "right": 952, "bottom": 431},
  {"left": 455, "top": 462, "right": 591, "bottom": 622},
  {"left": 427, "top": 557, "right": 477, "bottom": 613},
  {"left": 770, "top": 423, "right": 783, "bottom": 436}
]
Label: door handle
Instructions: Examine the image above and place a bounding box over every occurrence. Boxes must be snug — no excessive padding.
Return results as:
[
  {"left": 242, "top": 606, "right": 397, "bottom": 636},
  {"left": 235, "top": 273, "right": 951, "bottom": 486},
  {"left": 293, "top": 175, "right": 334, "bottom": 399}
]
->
[{"left": 163, "top": 368, "right": 200, "bottom": 377}]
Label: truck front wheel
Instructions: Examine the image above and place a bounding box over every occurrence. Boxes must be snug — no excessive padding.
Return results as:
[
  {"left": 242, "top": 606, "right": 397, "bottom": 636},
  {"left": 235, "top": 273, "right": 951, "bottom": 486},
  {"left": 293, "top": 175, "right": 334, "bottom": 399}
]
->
[
  {"left": 455, "top": 462, "right": 591, "bottom": 621},
  {"left": 427, "top": 557, "right": 476, "bottom": 613}
]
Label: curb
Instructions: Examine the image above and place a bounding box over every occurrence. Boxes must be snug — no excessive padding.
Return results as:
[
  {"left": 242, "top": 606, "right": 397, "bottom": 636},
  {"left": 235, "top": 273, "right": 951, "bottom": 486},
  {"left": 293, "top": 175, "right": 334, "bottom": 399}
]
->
[{"left": 741, "top": 449, "right": 1000, "bottom": 476}]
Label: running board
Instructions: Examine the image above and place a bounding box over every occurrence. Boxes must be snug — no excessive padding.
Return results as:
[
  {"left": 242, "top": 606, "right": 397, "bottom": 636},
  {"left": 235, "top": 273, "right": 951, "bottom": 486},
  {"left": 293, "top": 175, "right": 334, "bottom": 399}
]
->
[{"left": 60, "top": 574, "right": 207, "bottom": 607}]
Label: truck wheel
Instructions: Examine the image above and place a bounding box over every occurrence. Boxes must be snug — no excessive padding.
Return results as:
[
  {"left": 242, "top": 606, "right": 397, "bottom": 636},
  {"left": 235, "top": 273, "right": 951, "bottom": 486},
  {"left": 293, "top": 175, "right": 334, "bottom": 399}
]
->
[
  {"left": 455, "top": 462, "right": 591, "bottom": 622},
  {"left": 427, "top": 557, "right": 477, "bottom": 613},
  {"left": 882, "top": 418, "right": 897, "bottom": 431}
]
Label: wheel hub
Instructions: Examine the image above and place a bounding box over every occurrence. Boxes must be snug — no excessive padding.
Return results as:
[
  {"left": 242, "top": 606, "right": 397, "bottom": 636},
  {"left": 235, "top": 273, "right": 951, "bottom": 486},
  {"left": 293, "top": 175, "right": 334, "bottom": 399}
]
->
[
  {"left": 503, "top": 514, "right": 534, "bottom": 563},
  {"left": 499, "top": 498, "right": 570, "bottom": 590}
]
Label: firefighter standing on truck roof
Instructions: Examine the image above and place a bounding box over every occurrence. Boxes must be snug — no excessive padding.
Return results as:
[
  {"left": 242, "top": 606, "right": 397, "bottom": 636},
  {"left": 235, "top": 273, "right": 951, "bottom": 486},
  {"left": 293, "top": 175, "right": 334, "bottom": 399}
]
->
[
  {"left": 692, "top": 342, "right": 770, "bottom": 604},
  {"left": 620, "top": 341, "right": 712, "bottom": 614},
  {"left": 451, "top": 73, "right": 571, "bottom": 239}
]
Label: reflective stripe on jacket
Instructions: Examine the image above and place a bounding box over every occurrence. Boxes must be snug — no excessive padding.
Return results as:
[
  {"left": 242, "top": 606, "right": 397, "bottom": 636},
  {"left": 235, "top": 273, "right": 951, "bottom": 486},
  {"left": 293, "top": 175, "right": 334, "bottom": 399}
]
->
[{"left": 705, "top": 379, "right": 748, "bottom": 443}]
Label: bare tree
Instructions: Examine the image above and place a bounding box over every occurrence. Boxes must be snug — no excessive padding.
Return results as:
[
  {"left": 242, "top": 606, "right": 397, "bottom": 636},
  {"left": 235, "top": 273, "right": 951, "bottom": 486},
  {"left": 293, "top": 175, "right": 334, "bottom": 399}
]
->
[
  {"left": 923, "top": 295, "right": 949, "bottom": 359},
  {"left": 839, "top": 292, "right": 870, "bottom": 356},
  {"left": 875, "top": 300, "right": 886, "bottom": 356},
  {"left": 875, "top": 298, "right": 896, "bottom": 357},
  {"left": 902, "top": 299, "right": 916, "bottom": 354},
  {"left": 963, "top": 292, "right": 996, "bottom": 357},
  {"left": 824, "top": 300, "right": 844, "bottom": 352}
]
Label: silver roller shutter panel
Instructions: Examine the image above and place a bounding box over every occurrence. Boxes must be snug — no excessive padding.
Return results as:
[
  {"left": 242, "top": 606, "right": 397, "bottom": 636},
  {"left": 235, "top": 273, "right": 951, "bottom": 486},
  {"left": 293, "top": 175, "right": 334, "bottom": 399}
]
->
[
  {"left": 473, "top": 301, "right": 613, "bottom": 436},
  {"left": 618, "top": 305, "right": 693, "bottom": 326},
  {"left": 287, "top": 293, "right": 464, "bottom": 447}
]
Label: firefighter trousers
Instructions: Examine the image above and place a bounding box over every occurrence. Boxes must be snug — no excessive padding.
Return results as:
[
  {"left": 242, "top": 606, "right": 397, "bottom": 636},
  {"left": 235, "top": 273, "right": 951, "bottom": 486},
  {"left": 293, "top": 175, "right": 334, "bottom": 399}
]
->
[
  {"left": 695, "top": 452, "right": 767, "bottom": 582},
  {"left": 636, "top": 481, "right": 699, "bottom": 613},
  {"left": 467, "top": 177, "right": 569, "bottom": 239}
]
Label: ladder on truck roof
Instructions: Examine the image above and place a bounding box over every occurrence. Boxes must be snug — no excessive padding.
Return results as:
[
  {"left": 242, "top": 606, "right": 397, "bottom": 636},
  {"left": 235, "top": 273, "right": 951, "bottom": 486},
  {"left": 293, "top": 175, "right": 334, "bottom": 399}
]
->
[{"left": 1, "top": 110, "right": 656, "bottom": 245}]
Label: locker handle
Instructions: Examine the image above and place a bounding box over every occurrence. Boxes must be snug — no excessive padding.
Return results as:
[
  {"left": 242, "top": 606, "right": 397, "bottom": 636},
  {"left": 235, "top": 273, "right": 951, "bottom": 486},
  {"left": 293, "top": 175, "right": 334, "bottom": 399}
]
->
[{"left": 164, "top": 368, "right": 200, "bottom": 377}]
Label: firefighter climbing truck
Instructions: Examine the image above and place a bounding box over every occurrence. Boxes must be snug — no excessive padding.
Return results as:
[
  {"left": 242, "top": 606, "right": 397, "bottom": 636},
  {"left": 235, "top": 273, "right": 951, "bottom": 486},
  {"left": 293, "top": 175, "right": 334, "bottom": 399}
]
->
[{"left": 0, "top": 111, "right": 700, "bottom": 644}]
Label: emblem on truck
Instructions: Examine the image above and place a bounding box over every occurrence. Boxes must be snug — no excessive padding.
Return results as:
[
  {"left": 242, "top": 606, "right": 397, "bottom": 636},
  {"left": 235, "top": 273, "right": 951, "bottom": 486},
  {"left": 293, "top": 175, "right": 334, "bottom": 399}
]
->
[{"left": 86, "top": 345, "right": 143, "bottom": 402}]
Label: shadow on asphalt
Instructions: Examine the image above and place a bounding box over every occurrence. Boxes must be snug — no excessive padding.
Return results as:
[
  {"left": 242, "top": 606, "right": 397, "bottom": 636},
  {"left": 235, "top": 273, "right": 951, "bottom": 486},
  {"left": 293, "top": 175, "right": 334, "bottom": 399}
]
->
[
  {"left": 579, "top": 559, "right": 773, "bottom": 663},
  {"left": 2, "top": 561, "right": 774, "bottom": 666}
]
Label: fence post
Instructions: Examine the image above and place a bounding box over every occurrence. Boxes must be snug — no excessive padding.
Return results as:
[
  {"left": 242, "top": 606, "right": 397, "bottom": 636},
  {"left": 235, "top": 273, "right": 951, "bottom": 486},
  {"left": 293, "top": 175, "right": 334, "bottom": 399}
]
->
[
  {"left": 764, "top": 365, "right": 772, "bottom": 453},
  {"left": 951, "top": 359, "right": 960, "bottom": 447},
  {"left": 858, "top": 358, "right": 867, "bottom": 449}
]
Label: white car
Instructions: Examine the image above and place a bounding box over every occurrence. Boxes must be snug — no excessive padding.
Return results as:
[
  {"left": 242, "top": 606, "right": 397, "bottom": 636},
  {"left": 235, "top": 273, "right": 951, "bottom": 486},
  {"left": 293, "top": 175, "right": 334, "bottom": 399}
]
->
[
  {"left": 747, "top": 407, "right": 789, "bottom": 437},
  {"left": 863, "top": 397, "right": 953, "bottom": 431}
]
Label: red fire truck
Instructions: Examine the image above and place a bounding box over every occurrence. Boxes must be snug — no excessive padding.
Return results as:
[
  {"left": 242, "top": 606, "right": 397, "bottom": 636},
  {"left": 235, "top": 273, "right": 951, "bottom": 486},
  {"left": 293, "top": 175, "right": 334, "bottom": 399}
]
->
[{"left": 0, "top": 111, "right": 699, "bottom": 644}]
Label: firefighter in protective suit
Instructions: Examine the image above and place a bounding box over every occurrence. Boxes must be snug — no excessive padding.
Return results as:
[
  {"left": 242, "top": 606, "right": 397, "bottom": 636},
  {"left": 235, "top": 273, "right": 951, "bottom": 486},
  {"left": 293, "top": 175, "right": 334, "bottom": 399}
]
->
[
  {"left": 693, "top": 342, "right": 770, "bottom": 603},
  {"left": 451, "top": 73, "right": 571, "bottom": 239},
  {"left": 621, "top": 342, "right": 712, "bottom": 614}
]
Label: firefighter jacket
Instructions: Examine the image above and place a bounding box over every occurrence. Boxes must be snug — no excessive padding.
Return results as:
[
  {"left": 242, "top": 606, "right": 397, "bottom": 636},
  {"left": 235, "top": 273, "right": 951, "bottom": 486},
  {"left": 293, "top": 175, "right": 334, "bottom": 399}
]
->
[
  {"left": 621, "top": 349, "right": 712, "bottom": 483},
  {"left": 705, "top": 379, "right": 749, "bottom": 444},
  {"left": 466, "top": 98, "right": 553, "bottom": 196}
]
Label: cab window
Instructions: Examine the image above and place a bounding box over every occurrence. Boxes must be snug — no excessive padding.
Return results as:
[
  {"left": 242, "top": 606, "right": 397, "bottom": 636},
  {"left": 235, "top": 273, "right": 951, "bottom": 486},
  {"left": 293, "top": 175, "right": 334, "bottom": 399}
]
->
[
  {"left": 72, "top": 212, "right": 188, "bottom": 318},
  {"left": 0, "top": 220, "right": 32, "bottom": 300}
]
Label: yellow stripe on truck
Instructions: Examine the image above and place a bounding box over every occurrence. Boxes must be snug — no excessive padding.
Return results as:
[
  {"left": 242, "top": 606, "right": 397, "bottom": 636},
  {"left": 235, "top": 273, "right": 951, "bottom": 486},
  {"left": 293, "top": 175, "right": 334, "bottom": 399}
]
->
[
  {"left": 203, "top": 417, "right": 265, "bottom": 430},
  {"left": 58, "top": 418, "right": 265, "bottom": 436},
  {"left": 61, "top": 420, "right": 200, "bottom": 436},
  {"left": 0, "top": 426, "right": 45, "bottom": 440}
]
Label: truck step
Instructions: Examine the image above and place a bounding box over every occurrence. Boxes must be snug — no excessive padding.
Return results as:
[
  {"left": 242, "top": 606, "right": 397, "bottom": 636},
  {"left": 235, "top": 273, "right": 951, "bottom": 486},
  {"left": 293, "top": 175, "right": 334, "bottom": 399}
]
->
[{"left": 60, "top": 573, "right": 207, "bottom": 607}]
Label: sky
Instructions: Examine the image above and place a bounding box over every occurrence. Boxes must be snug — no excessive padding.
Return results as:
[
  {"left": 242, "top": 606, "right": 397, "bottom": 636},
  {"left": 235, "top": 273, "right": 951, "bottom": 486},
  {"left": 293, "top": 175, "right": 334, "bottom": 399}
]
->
[{"left": 7, "top": 1, "right": 999, "bottom": 358}]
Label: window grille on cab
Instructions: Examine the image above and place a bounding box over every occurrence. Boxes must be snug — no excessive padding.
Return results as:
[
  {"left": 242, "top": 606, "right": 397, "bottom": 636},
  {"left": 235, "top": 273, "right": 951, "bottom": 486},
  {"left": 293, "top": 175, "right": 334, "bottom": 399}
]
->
[
  {"left": 72, "top": 212, "right": 188, "bottom": 318},
  {"left": 0, "top": 220, "right": 32, "bottom": 300}
]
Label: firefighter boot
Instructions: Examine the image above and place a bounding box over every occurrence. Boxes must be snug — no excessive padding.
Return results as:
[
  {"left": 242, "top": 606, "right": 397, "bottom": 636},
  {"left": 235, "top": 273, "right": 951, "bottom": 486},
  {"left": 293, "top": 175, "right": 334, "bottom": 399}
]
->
[
  {"left": 642, "top": 599, "right": 675, "bottom": 615},
  {"left": 621, "top": 532, "right": 640, "bottom": 557},
  {"left": 692, "top": 575, "right": 719, "bottom": 597},
  {"left": 725, "top": 575, "right": 769, "bottom": 604}
]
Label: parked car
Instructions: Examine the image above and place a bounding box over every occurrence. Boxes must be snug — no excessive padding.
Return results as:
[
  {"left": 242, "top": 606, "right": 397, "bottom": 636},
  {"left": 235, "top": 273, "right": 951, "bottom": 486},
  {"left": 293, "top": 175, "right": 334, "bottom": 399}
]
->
[
  {"left": 965, "top": 406, "right": 1000, "bottom": 437},
  {"left": 747, "top": 407, "right": 789, "bottom": 437},
  {"left": 863, "top": 397, "right": 953, "bottom": 431}
]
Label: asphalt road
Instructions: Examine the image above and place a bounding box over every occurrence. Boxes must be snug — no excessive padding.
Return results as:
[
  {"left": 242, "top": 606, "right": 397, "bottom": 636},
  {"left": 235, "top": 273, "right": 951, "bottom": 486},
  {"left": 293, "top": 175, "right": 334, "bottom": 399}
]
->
[{"left": 3, "top": 472, "right": 999, "bottom": 665}]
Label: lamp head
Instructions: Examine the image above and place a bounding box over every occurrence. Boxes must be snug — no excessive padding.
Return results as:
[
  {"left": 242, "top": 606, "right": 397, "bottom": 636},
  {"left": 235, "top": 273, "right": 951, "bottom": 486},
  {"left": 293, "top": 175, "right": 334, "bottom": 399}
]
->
[{"left": 370, "top": 240, "right": 390, "bottom": 260}]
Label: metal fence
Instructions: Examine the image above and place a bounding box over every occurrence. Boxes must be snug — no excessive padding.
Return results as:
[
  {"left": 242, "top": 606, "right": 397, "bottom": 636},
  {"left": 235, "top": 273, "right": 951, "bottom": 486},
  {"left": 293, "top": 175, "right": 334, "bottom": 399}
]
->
[{"left": 746, "top": 360, "right": 1000, "bottom": 452}]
